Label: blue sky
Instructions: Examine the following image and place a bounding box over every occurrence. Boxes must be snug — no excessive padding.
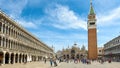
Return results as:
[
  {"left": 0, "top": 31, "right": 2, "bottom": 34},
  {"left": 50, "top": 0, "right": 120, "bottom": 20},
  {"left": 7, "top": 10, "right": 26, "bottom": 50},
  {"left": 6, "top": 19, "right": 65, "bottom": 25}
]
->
[{"left": 0, "top": 0, "right": 120, "bottom": 52}]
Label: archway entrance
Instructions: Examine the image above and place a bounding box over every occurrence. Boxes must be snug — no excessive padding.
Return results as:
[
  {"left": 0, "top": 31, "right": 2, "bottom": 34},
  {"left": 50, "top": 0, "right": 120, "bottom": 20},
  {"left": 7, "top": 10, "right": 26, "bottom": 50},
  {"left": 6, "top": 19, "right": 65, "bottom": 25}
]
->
[
  {"left": 5, "top": 52, "right": 9, "bottom": 64},
  {"left": 40, "top": 56, "right": 42, "bottom": 60},
  {"left": 80, "top": 54, "right": 83, "bottom": 59},
  {"left": 11, "top": 53, "right": 14, "bottom": 64},
  {"left": 34, "top": 56, "right": 36, "bottom": 61},
  {"left": 76, "top": 54, "right": 79, "bottom": 59},
  {"left": 15, "top": 54, "right": 18, "bottom": 63},
  {"left": 25, "top": 55, "right": 27, "bottom": 62},
  {"left": 63, "top": 55, "right": 66, "bottom": 59},
  {"left": 19, "top": 54, "right": 22, "bottom": 63},
  {"left": 67, "top": 54, "right": 69, "bottom": 59},
  {"left": 0, "top": 52, "right": 3, "bottom": 64},
  {"left": 71, "top": 50, "right": 75, "bottom": 59},
  {"left": 32, "top": 55, "right": 34, "bottom": 61},
  {"left": 22, "top": 54, "right": 24, "bottom": 62},
  {"left": 71, "top": 54, "right": 75, "bottom": 59}
]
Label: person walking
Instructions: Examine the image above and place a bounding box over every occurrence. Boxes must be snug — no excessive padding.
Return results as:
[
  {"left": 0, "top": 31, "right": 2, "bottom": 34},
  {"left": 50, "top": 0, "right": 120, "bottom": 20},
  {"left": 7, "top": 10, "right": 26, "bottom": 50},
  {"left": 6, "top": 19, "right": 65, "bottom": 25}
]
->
[
  {"left": 44, "top": 58, "right": 46, "bottom": 63},
  {"left": 50, "top": 58, "right": 53, "bottom": 66},
  {"left": 53, "top": 58, "right": 57, "bottom": 67}
]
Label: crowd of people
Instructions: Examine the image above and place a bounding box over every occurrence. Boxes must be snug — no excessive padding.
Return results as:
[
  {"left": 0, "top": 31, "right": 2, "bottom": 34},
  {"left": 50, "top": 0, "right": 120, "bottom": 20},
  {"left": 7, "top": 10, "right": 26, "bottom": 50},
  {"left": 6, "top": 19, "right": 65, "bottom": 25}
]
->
[
  {"left": 58, "top": 58, "right": 91, "bottom": 64},
  {"left": 98, "top": 58, "right": 112, "bottom": 64},
  {"left": 44, "top": 58, "right": 58, "bottom": 67},
  {"left": 43, "top": 57, "right": 112, "bottom": 67},
  {"left": 58, "top": 57, "right": 112, "bottom": 64}
]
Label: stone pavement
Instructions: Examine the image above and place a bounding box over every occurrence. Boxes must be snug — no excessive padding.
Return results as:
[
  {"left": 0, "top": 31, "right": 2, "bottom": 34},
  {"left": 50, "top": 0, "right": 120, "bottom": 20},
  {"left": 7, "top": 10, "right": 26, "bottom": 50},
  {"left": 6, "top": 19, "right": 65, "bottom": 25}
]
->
[
  {"left": 55, "top": 61, "right": 120, "bottom": 68},
  {"left": 0, "top": 61, "right": 51, "bottom": 68},
  {"left": 0, "top": 61, "right": 120, "bottom": 68}
]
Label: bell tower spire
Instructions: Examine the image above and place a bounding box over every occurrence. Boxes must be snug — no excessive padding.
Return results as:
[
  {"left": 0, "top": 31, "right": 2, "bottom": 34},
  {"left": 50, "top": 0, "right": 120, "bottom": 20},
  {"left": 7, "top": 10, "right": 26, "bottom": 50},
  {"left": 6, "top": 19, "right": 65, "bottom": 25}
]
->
[
  {"left": 90, "top": 0, "right": 92, "bottom": 4},
  {"left": 89, "top": 0, "right": 95, "bottom": 15},
  {"left": 88, "top": 0, "right": 96, "bottom": 29},
  {"left": 87, "top": 0, "right": 98, "bottom": 60}
]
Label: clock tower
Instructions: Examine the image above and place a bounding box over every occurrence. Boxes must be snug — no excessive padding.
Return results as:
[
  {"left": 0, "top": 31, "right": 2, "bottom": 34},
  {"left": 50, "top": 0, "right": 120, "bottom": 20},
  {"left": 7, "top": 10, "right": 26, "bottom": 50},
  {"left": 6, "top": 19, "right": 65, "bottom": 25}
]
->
[{"left": 88, "top": 0, "right": 98, "bottom": 59}]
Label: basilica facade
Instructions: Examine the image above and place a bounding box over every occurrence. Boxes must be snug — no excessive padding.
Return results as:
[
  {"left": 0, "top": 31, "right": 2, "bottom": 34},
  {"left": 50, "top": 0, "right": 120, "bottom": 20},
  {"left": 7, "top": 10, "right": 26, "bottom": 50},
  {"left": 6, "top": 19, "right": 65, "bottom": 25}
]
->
[
  {"left": 60, "top": 43, "right": 87, "bottom": 60},
  {"left": 0, "top": 10, "right": 54, "bottom": 65}
]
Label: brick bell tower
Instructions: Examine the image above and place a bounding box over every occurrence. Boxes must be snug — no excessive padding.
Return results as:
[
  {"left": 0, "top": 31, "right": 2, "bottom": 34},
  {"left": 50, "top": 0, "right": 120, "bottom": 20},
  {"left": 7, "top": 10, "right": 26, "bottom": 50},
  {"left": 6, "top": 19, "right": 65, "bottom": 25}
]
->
[{"left": 88, "top": 0, "right": 98, "bottom": 60}]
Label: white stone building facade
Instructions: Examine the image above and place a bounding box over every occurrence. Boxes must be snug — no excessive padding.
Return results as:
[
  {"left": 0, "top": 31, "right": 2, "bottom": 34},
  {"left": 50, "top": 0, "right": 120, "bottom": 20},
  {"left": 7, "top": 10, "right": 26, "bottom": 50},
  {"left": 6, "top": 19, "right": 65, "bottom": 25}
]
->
[
  {"left": 104, "top": 35, "right": 120, "bottom": 62},
  {"left": 97, "top": 47, "right": 104, "bottom": 59},
  {"left": 0, "top": 10, "right": 54, "bottom": 65}
]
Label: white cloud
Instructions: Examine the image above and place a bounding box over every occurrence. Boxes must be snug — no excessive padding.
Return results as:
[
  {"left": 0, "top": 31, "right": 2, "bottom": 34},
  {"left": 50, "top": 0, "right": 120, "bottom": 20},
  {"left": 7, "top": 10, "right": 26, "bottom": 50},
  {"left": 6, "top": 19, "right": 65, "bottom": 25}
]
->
[
  {"left": 0, "top": 0, "right": 27, "bottom": 17},
  {"left": 45, "top": 4, "right": 87, "bottom": 30},
  {"left": 17, "top": 20, "right": 38, "bottom": 29},
  {"left": 0, "top": 0, "right": 40, "bottom": 29},
  {"left": 97, "top": 6, "right": 120, "bottom": 26},
  {"left": 96, "top": 7, "right": 120, "bottom": 47}
]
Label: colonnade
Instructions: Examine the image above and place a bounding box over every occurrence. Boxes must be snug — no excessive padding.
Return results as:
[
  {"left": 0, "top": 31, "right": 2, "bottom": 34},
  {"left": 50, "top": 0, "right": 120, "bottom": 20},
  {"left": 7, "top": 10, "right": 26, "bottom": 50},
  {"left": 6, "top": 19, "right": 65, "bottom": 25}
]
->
[
  {"left": 0, "top": 51, "right": 44, "bottom": 64},
  {"left": 0, "top": 10, "right": 54, "bottom": 65}
]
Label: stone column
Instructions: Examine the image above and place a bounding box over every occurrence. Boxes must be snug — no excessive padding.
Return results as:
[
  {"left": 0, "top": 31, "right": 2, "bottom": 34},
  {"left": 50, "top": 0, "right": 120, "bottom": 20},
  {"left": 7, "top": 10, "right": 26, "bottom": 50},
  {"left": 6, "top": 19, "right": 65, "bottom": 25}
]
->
[
  {"left": 12, "top": 29, "right": 14, "bottom": 38},
  {"left": 4, "top": 38, "right": 6, "bottom": 48},
  {"left": 36, "top": 56, "right": 38, "bottom": 61},
  {"left": 1, "top": 23, "right": 3, "bottom": 33},
  {"left": 2, "top": 52, "right": 5, "bottom": 65},
  {"left": 15, "top": 30, "right": 17, "bottom": 38},
  {"left": 9, "top": 40, "right": 11, "bottom": 49},
  {"left": 6, "top": 39, "right": 8, "bottom": 48},
  {"left": 21, "top": 54, "right": 23, "bottom": 63},
  {"left": 6, "top": 24, "right": 8, "bottom": 34},
  {"left": 14, "top": 29, "right": 15, "bottom": 38},
  {"left": 8, "top": 27, "right": 10, "bottom": 35},
  {"left": 4, "top": 24, "right": 6, "bottom": 34},
  {"left": 9, "top": 53, "right": 11, "bottom": 64},
  {"left": 8, "top": 40, "right": 10, "bottom": 48},
  {"left": 14, "top": 30, "right": 16, "bottom": 38}
]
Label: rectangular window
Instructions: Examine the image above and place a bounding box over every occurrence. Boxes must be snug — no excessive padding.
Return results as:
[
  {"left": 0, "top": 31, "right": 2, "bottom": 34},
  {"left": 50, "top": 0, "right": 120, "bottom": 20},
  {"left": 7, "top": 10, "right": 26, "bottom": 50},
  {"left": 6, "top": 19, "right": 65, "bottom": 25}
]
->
[
  {"left": 99, "top": 50, "right": 101, "bottom": 52},
  {"left": 90, "top": 22, "right": 95, "bottom": 25}
]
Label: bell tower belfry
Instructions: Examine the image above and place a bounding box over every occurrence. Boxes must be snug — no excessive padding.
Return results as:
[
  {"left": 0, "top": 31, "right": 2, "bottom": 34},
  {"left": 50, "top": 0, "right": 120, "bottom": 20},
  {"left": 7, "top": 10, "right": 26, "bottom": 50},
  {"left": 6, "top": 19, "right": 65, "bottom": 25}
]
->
[{"left": 87, "top": 0, "right": 98, "bottom": 60}]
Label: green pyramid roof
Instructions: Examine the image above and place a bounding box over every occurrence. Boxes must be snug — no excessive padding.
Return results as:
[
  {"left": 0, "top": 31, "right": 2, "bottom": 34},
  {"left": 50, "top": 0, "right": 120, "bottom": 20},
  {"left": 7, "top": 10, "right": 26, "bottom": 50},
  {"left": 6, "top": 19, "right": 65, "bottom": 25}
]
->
[{"left": 89, "top": 4, "right": 95, "bottom": 15}]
